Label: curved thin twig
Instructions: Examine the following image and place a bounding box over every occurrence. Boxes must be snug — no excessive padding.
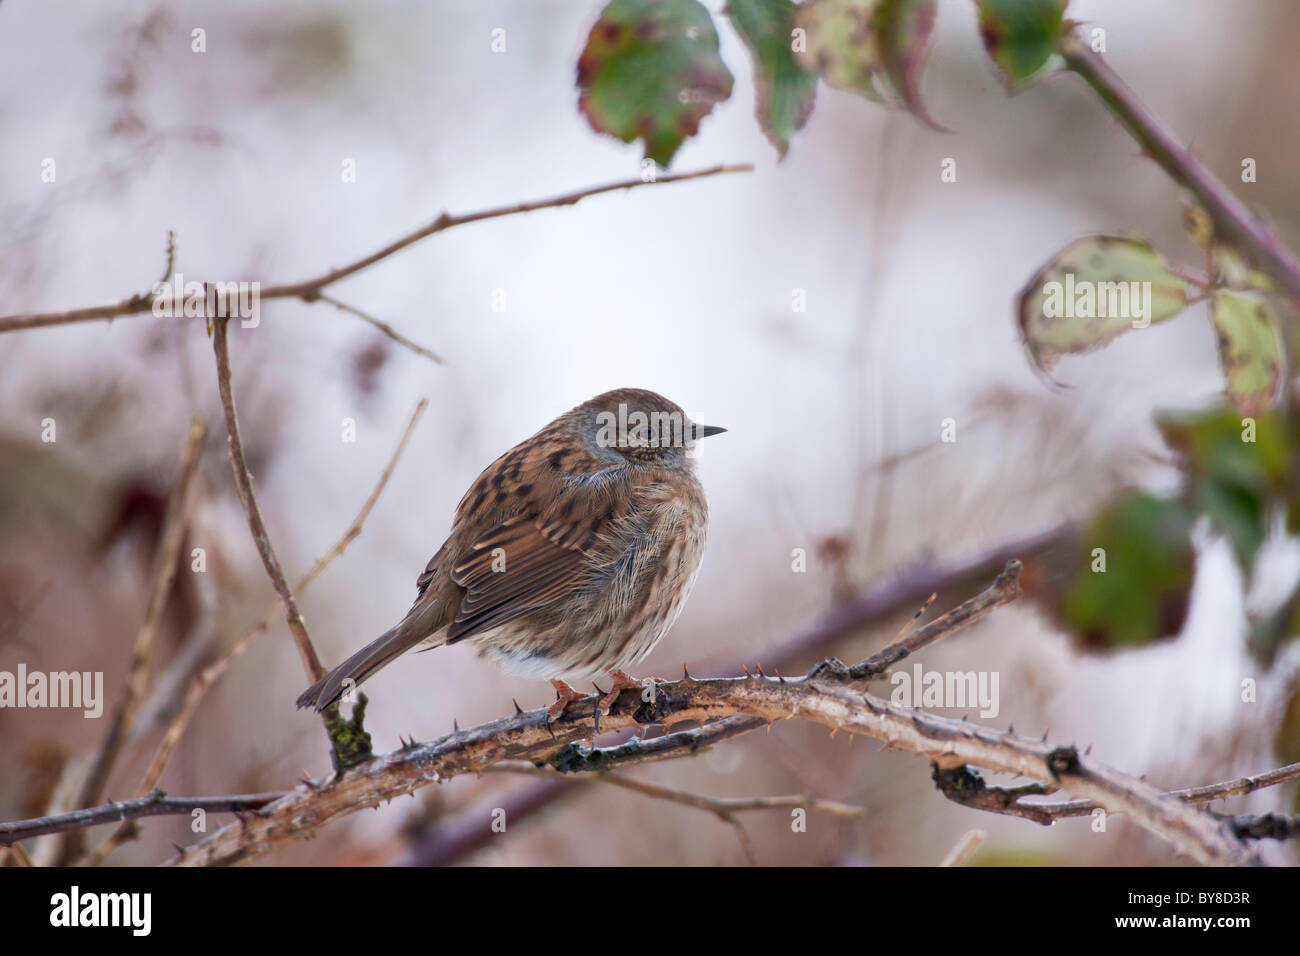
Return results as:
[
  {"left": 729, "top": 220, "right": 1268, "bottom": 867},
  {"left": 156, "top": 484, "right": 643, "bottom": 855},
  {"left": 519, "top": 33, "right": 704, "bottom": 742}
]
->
[{"left": 0, "top": 164, "right": 753, "bottom": 335}]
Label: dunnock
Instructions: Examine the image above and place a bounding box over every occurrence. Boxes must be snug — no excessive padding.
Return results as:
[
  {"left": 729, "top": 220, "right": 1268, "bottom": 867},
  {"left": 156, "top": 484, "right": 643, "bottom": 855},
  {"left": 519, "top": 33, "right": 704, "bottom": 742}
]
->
[{"left": 296, "top": 387, "right": 724, "bottom": 715}]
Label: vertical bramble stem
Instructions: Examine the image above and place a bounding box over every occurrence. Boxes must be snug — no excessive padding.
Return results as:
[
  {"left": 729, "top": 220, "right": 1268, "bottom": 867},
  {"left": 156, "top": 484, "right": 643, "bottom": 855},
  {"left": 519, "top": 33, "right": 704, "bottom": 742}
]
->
[{"left": 1059, "top": 30, "right": 1300, "bottom": 302}]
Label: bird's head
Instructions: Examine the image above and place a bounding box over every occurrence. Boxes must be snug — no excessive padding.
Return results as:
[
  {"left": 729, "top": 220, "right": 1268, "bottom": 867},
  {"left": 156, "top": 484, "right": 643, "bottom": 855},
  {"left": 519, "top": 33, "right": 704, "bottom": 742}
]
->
[{"left": 567, "top": 387, "right": 725, "bottom": 470}]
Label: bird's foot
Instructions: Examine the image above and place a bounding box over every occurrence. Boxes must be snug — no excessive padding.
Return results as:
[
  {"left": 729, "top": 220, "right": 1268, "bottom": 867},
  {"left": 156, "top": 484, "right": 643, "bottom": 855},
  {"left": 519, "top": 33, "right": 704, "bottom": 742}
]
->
[
  {"left": 599, "top": 669, "right": 647, "bottom": 715},
  {"left": 548, "top": 679, "right": 587, "bottom": 720}
]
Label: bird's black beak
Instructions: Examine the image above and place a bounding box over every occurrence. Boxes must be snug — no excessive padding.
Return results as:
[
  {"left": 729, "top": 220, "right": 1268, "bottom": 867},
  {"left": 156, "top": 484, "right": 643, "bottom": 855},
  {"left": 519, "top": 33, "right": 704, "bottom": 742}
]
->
[{"left": 692, "top": 423, "right": 727, "bottom": 439}]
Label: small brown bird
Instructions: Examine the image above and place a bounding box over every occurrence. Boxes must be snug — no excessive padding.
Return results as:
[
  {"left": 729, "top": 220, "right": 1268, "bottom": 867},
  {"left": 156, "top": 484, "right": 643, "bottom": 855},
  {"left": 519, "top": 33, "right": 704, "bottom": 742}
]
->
[{"left": 296, "top": 387, "right": 724, "bottom": 715}]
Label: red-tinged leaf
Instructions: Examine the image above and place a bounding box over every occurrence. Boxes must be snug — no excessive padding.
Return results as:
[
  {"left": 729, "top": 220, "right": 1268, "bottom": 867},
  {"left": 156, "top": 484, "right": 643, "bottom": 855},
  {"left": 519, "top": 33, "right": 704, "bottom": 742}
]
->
[
  {"left": 874, "top": 0, "right": 946, "bottom": 131},
  {"left": 577, "top": 0, "right": 734, "bottom": 167},
  {"left": 793, "top": 0, "right": 886, "bottom": 103},
  {"left": 975, "top": 0, "right": 1068, "bottom": 91}
]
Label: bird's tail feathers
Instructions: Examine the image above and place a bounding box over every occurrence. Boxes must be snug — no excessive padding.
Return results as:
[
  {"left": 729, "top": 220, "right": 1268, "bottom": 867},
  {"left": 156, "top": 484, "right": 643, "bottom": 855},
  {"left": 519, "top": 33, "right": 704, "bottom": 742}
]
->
[{"left": 295, "top": 601, "right": 445, "bottom": 711}]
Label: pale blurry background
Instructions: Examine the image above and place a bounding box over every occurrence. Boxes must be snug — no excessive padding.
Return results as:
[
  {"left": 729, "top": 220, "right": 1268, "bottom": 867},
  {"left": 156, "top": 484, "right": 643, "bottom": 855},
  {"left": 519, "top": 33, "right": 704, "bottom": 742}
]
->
[{"left": 1, "top": 0, "right": 1298, "bottom": 865}]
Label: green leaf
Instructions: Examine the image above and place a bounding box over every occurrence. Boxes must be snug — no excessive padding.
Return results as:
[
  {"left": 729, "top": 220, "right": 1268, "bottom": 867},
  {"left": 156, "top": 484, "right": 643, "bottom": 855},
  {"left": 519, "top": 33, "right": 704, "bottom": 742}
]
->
[
  {"left": 1213, "top": 245, "right": 1277, "bottom": 294},
  {"left": 728, "top": 0, "right": 819, "bottom": 158},
  {"left": 1060, "top": 494, "right": 1190, "bottom": 650},
  {"left": 794, "top": 0, "right": 886, "bottom": 102},
  {"left": 1018, "top": 236, "right": 1192, "bottom": 372},
  {"left": 1157, "top": 405, "right": 1290, "bottom": 487},
  {"left": 1199, "top": 478, "right": 1267, "bottom": 573},
  {"left": 1210, "top": 290, "right": 1284, "bottom": 415},
  {"left": 975, "top": 0, "right": 1068, "bottom": 90},
  {"left": 1059, "top": 492, "right": 1196, "bottom": 650},
  {"left": 1158, "top": 405, "right": 1288, "bottom": 573},
  {"left": 875, "top": 0, "right": 944, "bottom": 130},
  {"left": 577, "top": 0, "right": 734, "bottom": 166}
]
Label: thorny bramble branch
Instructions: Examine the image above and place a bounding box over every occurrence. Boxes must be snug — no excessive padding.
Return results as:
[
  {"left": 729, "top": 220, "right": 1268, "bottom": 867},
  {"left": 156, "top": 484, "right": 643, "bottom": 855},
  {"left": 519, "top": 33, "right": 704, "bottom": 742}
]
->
[{"left": 153, "top": 562, "right": 1268, "bottom": 868}]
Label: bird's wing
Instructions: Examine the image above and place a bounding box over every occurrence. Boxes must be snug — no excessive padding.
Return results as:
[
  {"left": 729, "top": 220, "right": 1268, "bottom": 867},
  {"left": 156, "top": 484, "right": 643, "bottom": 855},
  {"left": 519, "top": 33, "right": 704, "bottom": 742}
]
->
[
  {"left": 443, "top": 442, "right": 629, "bottom": 643},
  {"left": 444, "top": 514, "right": 596, "bottom": 642},
  {"left": 431, "top": 414, "right": 632, "bottom": 643}
]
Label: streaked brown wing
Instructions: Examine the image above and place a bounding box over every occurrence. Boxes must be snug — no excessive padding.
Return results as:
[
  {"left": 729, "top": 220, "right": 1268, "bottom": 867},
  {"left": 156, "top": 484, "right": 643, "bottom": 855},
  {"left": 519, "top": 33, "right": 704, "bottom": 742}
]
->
[
  {"left": 414, "top": 541, "right": 449, "bottom": 599},
  {"left": 444, "top": 514, "right": 598, "bottom": 643}
]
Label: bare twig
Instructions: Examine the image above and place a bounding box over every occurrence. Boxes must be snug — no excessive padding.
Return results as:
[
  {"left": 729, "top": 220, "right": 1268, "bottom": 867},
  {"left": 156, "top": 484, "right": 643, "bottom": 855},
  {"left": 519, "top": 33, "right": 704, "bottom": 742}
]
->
[
  {"left": 843, "top": 558, "right": 1022, "bottom": 680},
  {"left": 602, "top": 774, "right": 865, "bottom": 819},
  {"left": 491, "top": 761, "right": 865, "bottom": 819},
  {"left": 282, "top": 396, "right": 429, "bottom": 590},
  {"left": 939, "top": 829, "right": 986, "bottom": 867},
  {"left": 77, "top": 398, "right": 428, "bottom": 865},
  {"left": 314, "top": 294, "right": 444, "bottom": 364},
  {"left": 489, "top": 761, "right": 864, "bottom": 866},
  {"left": 212, "top": 316, "right": 323, "bottom": 683},
  {"left": 0, "top": 164, "right": 753, "bottom": 335},
  {"left": 0, "top": 843, "right": 34, "bottom": 867},
  {"left": 1174, "top": 761, "right": 1300, "bottom": 803},
  {"left": 2, "top": 792, "right": 286, "bottom": 846},
  {"left": 58, "top": 418, "right": 206, "bottom": 864},
  {"left": 1058, "top": 30, "right": 1300, "bottom": 302},
  {"left": 256, "top": 164, "right": 752, "bottom": 301}
]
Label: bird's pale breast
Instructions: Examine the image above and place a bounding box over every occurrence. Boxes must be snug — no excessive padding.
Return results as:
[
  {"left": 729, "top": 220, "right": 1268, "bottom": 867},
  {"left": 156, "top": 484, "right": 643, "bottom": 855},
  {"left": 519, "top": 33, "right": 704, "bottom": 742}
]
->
[{"left": 478, "top": 470, "right": 708, "bottom": 680}]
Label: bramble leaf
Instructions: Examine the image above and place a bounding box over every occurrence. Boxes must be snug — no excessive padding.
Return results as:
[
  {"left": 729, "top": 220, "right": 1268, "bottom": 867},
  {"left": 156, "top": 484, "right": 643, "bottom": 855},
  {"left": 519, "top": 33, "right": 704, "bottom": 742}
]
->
[
  {"left": 1025, "top": 491, "right": 1195, "bottom": 651},
  {"left": 975, "top": 0, "right": 1068, "bottom": 90},
  {"left": 794, "top": 0, "right": 886, "bottom": 102},
  {"left": 1158, "top": 405, "right": 1289, "bottom": 574},
  {"left": 1210, "top": 290, "right": 1284, "bottom": 415},
  {"left": 875, "top": 0, "right": 944, "bottom": 129},
  {"left": 577, "top": 0, "right": 733, "bottom": 166},
  {"left": 1018, "top": 236, "right": 1192, "bottom": 371},
  {"left": 729, "top": 0, "right": 819, "bottom": 158}
]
